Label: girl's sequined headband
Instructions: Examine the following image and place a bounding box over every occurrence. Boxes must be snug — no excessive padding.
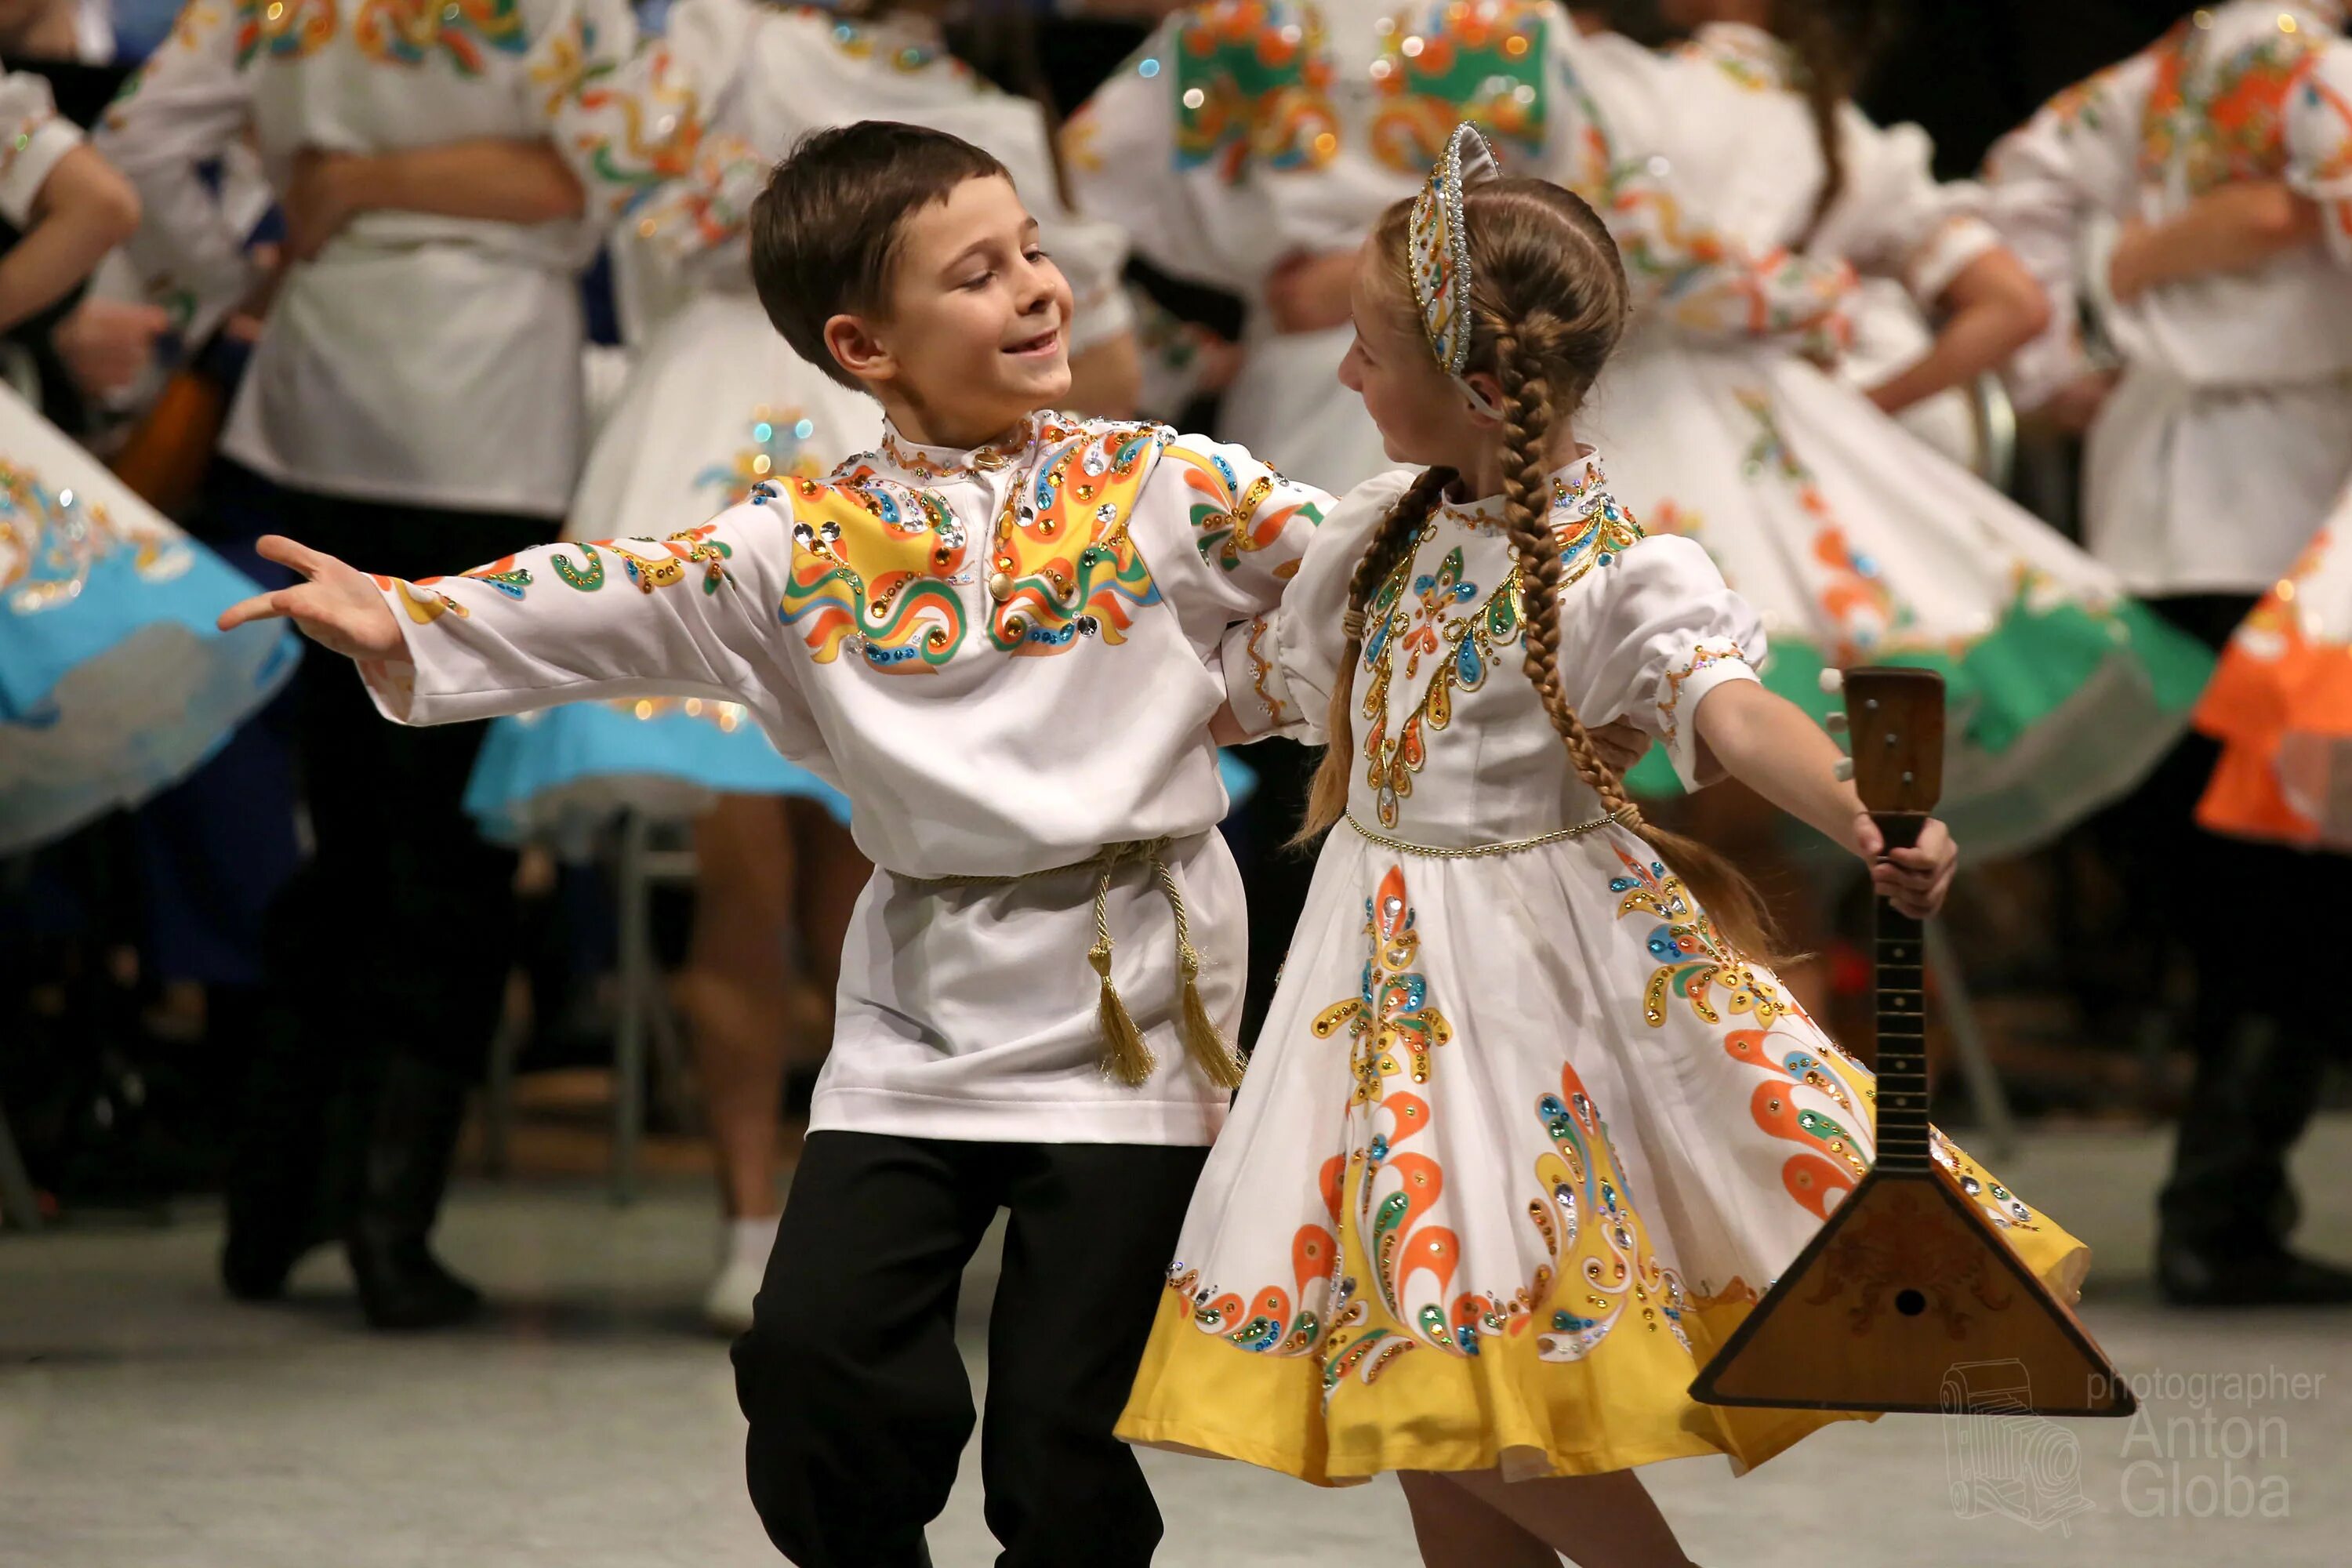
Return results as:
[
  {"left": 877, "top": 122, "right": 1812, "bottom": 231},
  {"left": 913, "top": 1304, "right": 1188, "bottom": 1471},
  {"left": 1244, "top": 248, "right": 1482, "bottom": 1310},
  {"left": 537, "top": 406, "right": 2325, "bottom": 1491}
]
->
[{"left": 1408, "top": 122, "right": 1502, "bottom": 413}]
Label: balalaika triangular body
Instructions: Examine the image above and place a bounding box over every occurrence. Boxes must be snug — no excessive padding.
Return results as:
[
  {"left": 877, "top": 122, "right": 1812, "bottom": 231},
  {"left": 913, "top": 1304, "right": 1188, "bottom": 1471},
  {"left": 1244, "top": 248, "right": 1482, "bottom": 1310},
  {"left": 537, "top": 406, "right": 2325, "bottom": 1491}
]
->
[{"left": 1688, "top": 667, "right": 2135, "bottom": 1419}]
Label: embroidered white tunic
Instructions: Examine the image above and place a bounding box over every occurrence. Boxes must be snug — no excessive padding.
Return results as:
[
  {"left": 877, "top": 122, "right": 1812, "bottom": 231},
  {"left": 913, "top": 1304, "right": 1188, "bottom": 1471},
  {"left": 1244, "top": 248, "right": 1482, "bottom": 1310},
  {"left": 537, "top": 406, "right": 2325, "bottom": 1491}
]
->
[
  {"left": 362, "top": 416, "right": 1329, "bottom": 1144},
  {"left": 94, "top": 0, "right": 725, "bottom": 518},
  {"left": 1983, "top": 0, "right": 2352, "bottom": 595}
]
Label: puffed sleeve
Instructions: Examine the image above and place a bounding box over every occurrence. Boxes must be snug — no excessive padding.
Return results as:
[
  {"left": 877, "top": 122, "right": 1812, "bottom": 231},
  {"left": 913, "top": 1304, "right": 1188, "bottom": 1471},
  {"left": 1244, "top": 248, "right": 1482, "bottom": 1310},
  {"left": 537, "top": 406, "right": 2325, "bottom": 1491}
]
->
[
  {"left": 522, "top": 0, "right": 768, "bottom": 270},
  {"left": 0, "top": 71, "right": 82, "bottom": 228},
  {"left": 361, "top": 499, "right": 837, "bottom": 782},
  {"left": 1817, "top": 107, "right": 2002, "bottom": 306},
  {"left": 1555, "top": 534, "right": 1766, "bottom": 791},
  {"left": 1980, "top": 52, "right": 2156, "bottom": 411},
  {"left": 1123, "top": 432, "right": 1333, "bottom": 681},
  {"left": 1217, "top": 467, "right": 1416, "bottom": 743},
  {"left": 2284, "top": 42, "right": 2352, "bottom": 267}
]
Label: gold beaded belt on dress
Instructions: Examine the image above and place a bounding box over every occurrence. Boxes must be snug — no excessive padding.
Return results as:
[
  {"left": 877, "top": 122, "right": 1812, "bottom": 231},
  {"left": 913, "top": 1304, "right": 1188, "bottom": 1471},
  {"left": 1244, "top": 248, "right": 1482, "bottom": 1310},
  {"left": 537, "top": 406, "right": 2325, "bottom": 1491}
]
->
[
  {"left": 906, "top": 837, "right": 1243, "bottom": 1091},
  {"left": 1344, "top": 805, "right": 1639, "bottom": 859}
]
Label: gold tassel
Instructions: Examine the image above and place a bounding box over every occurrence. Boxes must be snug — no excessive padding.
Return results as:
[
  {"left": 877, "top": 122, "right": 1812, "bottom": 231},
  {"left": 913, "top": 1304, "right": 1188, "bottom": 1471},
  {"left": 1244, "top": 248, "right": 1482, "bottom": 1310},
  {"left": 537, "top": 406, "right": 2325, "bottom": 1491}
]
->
[
  {"left": 1090, "top": 937, "right": 1157, "bottom": 1087},
  {"left": 1176, "top": 942, "right": 1244, "bottom": 1091}
]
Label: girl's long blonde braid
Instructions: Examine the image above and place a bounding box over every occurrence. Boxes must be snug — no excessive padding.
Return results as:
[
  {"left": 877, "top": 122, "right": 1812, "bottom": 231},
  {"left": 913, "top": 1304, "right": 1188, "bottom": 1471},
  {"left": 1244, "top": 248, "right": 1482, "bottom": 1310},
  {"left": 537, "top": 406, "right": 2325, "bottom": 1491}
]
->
[
  {"left": 1294, "top": 465, "right": 1456, "bottom": 845},
  {"left": 1488, "top": 314, "right": 1784, "bottom": 964}
]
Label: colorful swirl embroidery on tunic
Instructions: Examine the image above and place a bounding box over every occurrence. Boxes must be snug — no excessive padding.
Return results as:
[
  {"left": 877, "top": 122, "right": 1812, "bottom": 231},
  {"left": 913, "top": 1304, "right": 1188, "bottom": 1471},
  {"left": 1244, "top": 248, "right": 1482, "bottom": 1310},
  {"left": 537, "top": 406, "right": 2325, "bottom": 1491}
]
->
[
  {"left": 1171, "top": 0, "right": 1338, "bottom": 180},
  {"left": 353, "top": 0, "right": 524, "bottom": 73},
  {"left": 1174, "top": 445, "right": 1316, "bottom": 574},
  {"left": 2140, "top": 18, "right": 2322, "bottom": 194},
  {"left": 984, "top": 424, "right": 1163, "bottom": 655},
  {"left": 781, "top": 475, "right": 970, "bottom": 673},
  {"left": 235, "top": 0, "right": 337, "bottom": 65},
  {"left": 1606, "top": 844, "right": 1788, "bottom": 1029},
  {"left": 1368, "top": 0, "right": 1550, "bottom": 172}
]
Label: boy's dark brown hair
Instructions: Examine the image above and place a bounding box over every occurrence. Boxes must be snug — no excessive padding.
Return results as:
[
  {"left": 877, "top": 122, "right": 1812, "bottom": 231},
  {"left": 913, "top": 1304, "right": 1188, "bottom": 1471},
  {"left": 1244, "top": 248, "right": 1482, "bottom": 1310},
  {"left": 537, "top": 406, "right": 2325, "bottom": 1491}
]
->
[{"left": 751, "top": 122, "right": 1011, "bottom": 390}]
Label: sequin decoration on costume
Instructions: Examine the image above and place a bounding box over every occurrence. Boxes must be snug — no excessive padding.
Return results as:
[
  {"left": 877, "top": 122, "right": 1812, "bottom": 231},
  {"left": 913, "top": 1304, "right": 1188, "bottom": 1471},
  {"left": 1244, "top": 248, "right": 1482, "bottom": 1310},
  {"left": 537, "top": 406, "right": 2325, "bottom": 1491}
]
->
[
  {"left": 1528, "top": 1058, "right": 1693, "bottom": 1360},
  {"left": 381, "top": 575, "right": 468, "bottom": 624},
  {"left": 459, "top": 554, "right": 532, "bottom": 601},
  {"left": 1358, "top": 522, "right": 1522, "bottom": 827},
  {"left": 1172, "top": 444, "right": 1317, "bottom": 574},
  {"left": 985, "top": 423, "right": 1163, "bottom": 655},
  {"left": 1929, "top": 1126, "right": 2048, "bottom": 1234},
  {"left": 1368, "top": 0, "right": 1550, "bottom": 173},
  {"left": 353, "top": 0, "right": 524, "bottom": 73},
  {"left": 2139, "top": 16, "right": 2324, "bottom": 194},
  {"left": 1548, "top": 458, "right": 1644, "bottom": 581},
  {"left": 1171, "top": 0, "right": 1339, "bottom": 180},
  {"left": 0, "top": 463, "right": 191, "bottom": 615},
  {"left": 1656, "top": 640, "right": 1747, "bottom": 751},
  {"left": 878, "top": 416, "right": 1040, "bottom": 483},
  {"left": 234, "top": 0, "right": 337, "bottom": 65},
  {"left": 1313, "top": 865, "right": 1456, "bottom": 1103},
  {"left": 1407, "top": 123, "right": 1498, "bottom": 378},
  {"left": 781, "top": 475, "right": 970, "bottom": 673},
  {"left": 818, "top": 7, "right": 975, "bottom": 78},
  {"left": 1607, "top": 844, "right": 1788, "bottom": 1029},
  {"left": 598, "top": 527, "right": 735, "bottom": 597},
  {"left": 1737, "top": 389, "right": 1905, "bottom": 659},
  {"left": 1721, "top": 1023, "right": 1870, "bottom": 1221},
  {"left": 698, "top": 408, "right": 831, "bottom": 512},
  {"left": 1241, "top": 614, "right": 1292, "bottom": 727}
]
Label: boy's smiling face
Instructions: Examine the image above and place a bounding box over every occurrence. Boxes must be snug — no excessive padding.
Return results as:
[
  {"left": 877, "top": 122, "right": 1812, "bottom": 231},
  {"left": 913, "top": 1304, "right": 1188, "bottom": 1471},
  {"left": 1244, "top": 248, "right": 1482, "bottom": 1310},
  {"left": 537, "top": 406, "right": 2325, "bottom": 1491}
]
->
[{"left": 823, "top": 174, "right": 1075, "bottom": 448}]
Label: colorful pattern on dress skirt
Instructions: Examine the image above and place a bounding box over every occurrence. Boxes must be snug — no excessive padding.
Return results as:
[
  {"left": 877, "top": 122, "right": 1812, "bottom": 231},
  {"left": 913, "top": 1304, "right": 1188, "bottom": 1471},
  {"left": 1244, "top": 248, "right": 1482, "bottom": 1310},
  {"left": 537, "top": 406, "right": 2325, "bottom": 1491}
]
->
[
  {"left": 0, "top": 463, "right": 191, "bottom": 614},
  {"left": 1606, "top": 844, "right": 1788, "bottom": 1029}
]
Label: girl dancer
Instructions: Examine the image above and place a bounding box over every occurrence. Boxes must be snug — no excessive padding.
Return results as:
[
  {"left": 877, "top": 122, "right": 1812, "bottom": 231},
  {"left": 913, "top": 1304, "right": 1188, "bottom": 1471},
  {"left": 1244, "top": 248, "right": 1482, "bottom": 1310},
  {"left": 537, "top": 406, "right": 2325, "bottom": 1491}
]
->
[
  {"left": 1118, "top": 128, "right": 2089, "bottom": 1563},
  {"left": 1065, "top": 0, "right": 1855, "bottom": 493},
  {"left": 2, "top": 66, "right": 292, "bottom": 853},
  {"left": 455, "top": 0, "right": 1144, "bottom": 1330}
]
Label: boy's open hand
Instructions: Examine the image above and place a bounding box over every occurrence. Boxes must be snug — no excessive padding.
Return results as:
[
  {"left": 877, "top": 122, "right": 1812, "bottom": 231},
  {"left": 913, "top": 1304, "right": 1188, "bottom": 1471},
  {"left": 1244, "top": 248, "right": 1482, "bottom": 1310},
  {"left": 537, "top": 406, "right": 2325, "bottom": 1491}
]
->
[
  {"left": 1855, "top": 813, "right": 1956, "bottom": 920},
  {"left": 218, "top": 535, "right": 407, "bottom": 662}
]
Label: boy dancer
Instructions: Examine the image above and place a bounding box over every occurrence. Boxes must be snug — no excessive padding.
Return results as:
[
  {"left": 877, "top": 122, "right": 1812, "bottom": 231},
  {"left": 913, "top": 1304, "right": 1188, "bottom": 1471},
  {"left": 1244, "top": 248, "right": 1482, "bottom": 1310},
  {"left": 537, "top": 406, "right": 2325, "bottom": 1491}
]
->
[{"left": 217, "top": 122, "right": 1327, "bottom": 1564}]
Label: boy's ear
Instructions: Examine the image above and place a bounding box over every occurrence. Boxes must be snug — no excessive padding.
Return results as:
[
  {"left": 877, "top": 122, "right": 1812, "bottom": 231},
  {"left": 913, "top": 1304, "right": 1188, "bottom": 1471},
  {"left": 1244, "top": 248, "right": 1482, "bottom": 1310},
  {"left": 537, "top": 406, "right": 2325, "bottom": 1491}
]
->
[{"left": 823, "top": 312, "right": 892, "bottom": 386}]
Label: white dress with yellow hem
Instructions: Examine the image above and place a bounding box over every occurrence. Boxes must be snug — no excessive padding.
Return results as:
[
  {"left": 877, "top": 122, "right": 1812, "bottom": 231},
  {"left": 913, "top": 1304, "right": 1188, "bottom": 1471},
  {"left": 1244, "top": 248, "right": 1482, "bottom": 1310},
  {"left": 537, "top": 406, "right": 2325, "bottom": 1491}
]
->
[{"left": 1119, "top": 454, "right": 2090, "bottom": 1486}]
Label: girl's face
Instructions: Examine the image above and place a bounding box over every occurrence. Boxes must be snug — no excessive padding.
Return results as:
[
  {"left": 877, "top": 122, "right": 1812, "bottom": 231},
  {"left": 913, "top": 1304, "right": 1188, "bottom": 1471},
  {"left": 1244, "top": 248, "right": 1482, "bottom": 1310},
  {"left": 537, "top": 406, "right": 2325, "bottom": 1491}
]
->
[{"left": 1336, "top": 243, "right": 1488, "bottom": 471}]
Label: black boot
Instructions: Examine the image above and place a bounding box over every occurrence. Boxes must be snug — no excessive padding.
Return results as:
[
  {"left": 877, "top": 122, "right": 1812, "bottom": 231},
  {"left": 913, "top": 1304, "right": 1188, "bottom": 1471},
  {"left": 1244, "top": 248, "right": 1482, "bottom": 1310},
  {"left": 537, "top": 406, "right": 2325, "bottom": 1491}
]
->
[
  {"left": 220, "top": 1005, "right": 341, "bottom": 1301},
  {"left": 347, "top": 1054, "right": 483, "bottom": 1330}
]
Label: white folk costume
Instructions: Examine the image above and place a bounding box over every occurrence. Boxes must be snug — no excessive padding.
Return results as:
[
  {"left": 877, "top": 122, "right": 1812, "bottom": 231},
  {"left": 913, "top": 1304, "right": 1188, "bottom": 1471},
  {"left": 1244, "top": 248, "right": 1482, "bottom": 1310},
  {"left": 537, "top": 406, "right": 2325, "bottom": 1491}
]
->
[
  {"left": 1117, "top": 131, "right": 2087, "bottom": 1486},
  {"left": 465, "top": 0, "right": 1142, "bottom": 844},
  {"left": 364, "top": 416, "right": 1326, "bottom": 1143},
  {"left": 2198, "top": 509, "right": 2352, "bottom": 850},
  {"left": 1122, "top": 448, "right": 2091, "bottom": 1482},
  {"left": 1555, "top": 22, "right": 2210, "bottom": 859},
  {"left": 0, "top": 69, "right": 297, "bottom": 854},
  {"left": 95, "top": 0, "right": 691, "bottom": 520},
  {"left": 1984, "top": 0, "right": 2352, "bottom": 599}
]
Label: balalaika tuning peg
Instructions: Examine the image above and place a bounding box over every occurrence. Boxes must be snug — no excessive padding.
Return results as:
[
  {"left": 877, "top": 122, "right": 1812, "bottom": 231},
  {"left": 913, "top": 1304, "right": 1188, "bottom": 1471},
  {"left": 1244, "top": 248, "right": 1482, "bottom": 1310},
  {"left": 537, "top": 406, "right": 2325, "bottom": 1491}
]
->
[
  {"left": 1824, "top": 711, "right": 1848, "bottom": 733},
  {"left": 1833, "top": 758, "right": 1855, "bottom": 782},
  {"left": 1819, "top": 667, "right": 1846, "bottom": 695}
]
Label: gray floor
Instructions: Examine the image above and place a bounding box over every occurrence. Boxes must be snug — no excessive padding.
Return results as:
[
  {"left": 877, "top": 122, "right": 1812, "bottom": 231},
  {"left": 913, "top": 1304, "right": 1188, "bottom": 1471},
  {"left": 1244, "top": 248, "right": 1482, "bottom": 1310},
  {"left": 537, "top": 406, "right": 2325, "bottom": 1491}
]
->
[{"left": 5, "top": 1120, "right": 2350, "bottom": 1567}]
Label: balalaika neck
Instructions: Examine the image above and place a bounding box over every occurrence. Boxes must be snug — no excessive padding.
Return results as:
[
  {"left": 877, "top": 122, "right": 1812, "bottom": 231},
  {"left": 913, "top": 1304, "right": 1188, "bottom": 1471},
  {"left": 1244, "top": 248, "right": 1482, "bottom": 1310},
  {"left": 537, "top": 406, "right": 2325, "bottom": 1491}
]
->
[{"left": 1873, "top": 900, "right": 1932, "bottom": 1173}]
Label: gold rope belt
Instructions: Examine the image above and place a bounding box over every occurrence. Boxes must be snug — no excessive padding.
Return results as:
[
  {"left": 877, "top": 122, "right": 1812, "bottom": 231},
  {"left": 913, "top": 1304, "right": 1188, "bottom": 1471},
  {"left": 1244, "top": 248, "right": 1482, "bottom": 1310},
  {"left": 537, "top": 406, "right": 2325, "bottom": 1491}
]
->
[
  {"left": 1343, "top": 804, "right": 1639, "bottom": 859},
  {"left": 907, "top": 837, "right": 1243, "bottom": 1091}
]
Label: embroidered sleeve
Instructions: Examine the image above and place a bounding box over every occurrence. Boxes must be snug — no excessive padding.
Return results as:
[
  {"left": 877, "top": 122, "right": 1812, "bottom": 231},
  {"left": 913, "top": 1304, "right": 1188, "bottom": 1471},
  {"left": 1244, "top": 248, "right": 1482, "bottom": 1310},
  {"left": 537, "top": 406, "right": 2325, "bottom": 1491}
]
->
[
  {"left": 521, "top": 0, "right": 764, "bottom": 267},
  {"left": 92, "top": 8, "right": 263, "bottom": 348},
  {"left": 2285, "top": 42, "right": 2352, "bottom": 267},
  {"left": 1210, "top": 467, "right": 1415, "bottom": 745},
  {"left": 359, "top": 497, "right": 832, "bottom": 777},
  {"left": 1980, "top": 49, "right": 2158, "bottom": 411},
  {"left": 1561, "top": 534, "right": 1765, "bottom": 791}
]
